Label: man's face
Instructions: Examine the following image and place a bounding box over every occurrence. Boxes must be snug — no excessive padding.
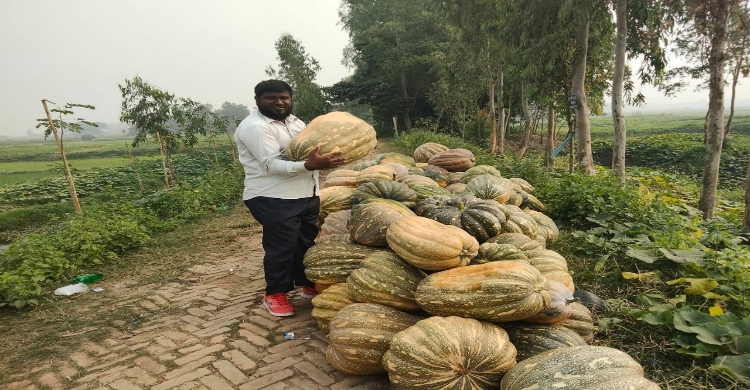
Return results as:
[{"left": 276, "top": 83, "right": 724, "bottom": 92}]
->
[{"left": 255, "top": 91, "right": 293, "bottom": 120}]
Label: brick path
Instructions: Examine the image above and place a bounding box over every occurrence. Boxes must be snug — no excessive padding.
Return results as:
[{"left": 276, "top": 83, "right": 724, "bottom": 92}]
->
[{"left": 4, "top": 233, "right": 392, "bottom": 389}]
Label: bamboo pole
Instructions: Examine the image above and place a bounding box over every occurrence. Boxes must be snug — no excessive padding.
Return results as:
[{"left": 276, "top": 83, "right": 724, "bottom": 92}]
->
[
  {"left": 126, "top": 143, "right": 145, "bottom": 196},
  {"left": 42, "top": 99, "right": 82, "bottom": 213}
]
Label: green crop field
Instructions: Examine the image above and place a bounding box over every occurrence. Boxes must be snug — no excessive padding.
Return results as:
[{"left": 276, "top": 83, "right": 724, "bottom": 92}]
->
[
  {"left": 590, "top": 111, "right": 750, "bottom": 138},
  {"left": 0, "top": 156, "right": 163, "bottom": 186}
]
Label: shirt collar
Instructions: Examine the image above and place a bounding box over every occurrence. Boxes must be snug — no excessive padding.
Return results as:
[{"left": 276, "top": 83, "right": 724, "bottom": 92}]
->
[{"left": 257, "top": 110, "right": 298, "bottom": 125}]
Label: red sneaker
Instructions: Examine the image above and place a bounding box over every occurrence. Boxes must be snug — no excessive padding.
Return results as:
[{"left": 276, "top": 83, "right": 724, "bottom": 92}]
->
[
  {"left": 263, "top": 293, "right": 295, "bottom": 317},
  {"left": 300, "top": 285, "right": 318, "bottom": 299}
]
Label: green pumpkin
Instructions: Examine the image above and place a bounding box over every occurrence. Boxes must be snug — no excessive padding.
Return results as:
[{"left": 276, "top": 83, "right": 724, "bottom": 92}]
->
[
  {"left": 311, "top": 283, "right": 358, "bottom": 332},
  {"left": 348, "top": 199, "right": 415, "bottom": 247},
  {"left": 374, "top": 152, "right": 416, "bottom": 167},
  {"left": 472, "top": 242, "right": 529, "bottom": 264},
  {"left": 303, "top": 241, "right": 383, "bottom": 284},
  {"left": 411, "top": 184, "right": 451, "bottom": 200},
  {"left": 350, "top": 179, "right": 418, "bottom": 208},
  {"left": 500, "top": 346, "right": 660, "bottom": 390},
  {"left": 415, "top": 261, "right": 551, "bottom": 322},
  {"left": 459, "top": 165, "right": 504, "bottom": 183},
  {"left": 383, "top": 316, "right": 518, "bottom": 389},
  {"left": 502, "top": 322, "right": 588, "bottom": 361},
  {"left": 485, "top": 232, "right": 543, "bottom": 250},
  {"left": 326, "top": 303, "right": 423, "bottom": 375},
  {"left": 415, "top": 194, "right": 507, "bottom": 243},
  {"left": 346, "top": 251, "right": 427, "bottom": 311},
  {"left": 466, "top": 174, "right": 514, "bottom": 203}
]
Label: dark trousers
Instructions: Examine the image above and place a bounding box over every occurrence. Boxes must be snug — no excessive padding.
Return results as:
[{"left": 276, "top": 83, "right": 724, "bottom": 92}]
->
[{"left": 244, "top": 196, "right": 319, "bottom": 295}]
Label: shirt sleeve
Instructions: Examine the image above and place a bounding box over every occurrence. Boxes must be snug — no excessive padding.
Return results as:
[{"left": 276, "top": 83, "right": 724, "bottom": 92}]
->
[{"left": 236, "top": 122, "right": 309, "bottom": 175}]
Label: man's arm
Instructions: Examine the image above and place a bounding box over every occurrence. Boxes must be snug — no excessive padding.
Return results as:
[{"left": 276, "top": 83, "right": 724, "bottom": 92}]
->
[{"left": 237, "top": 123, "right": 307, "bottom": 174}]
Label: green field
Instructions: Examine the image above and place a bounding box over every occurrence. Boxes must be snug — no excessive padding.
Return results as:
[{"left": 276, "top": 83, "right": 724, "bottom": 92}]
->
[
  {"left": 590, "top": 111, "right": 750, "bottom": 138},
  {"left": 0, "top": 156, "right": 163, "bottom": 186}
]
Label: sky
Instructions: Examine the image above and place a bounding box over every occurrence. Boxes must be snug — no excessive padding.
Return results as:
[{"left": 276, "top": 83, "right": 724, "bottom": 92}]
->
[{"left": 1, "top": 1, "right": 748, "bottom": 138}]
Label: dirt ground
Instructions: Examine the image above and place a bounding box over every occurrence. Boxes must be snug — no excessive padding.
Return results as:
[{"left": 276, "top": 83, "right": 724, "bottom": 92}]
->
[{"left": 0, "top": 204, "right": 392, "bottom": 390}]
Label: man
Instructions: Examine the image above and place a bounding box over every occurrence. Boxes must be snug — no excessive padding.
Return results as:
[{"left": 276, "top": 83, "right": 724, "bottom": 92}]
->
[{"left": 235, "top": 80, "right": 343, "bottom": 317}]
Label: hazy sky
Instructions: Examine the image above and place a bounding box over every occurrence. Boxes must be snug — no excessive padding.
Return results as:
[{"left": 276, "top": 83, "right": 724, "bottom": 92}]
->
[{"left": 1, "top": 1, "right": 748, "bottom": 138}]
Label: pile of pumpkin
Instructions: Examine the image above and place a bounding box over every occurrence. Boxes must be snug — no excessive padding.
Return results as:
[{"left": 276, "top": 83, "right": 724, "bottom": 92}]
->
[{"left": 286, "top": 114, "right": 659, "bottom": 389}]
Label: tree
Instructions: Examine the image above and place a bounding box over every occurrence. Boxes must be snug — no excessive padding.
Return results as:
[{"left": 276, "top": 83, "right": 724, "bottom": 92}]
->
[
  {"left": 337, "top": 0, "right": 449, "bottom": 131},
  {"left": 214, "top": 101, "right": 250, "bottom": 123},
  {"left": 36, "top": 101, "right": 97, "bottom": 213},
  {"left": 745, "top": 159, "right": 750, "bottom": 229},
  {"left": 266, "top": 33, "right": 329, "bottom": 123},
  {"left": 119, "top": 76, "right": 210, "bottom": 188}
]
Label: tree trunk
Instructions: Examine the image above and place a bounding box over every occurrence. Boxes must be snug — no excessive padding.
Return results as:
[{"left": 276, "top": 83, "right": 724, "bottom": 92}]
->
[
  {"left": 156, "top": 130, "right": 171, "bottom": 189},
  {"left": 612, "top": 0, "right": 628, "bottom": 182},
  {"left": 400, "top": 70, "right": 412, "bottom": 131},
  {"left": 487, "top": 38, "right": 497, "bottom": 153},
  {"left": 745, "top": 158, "right": 750, "bottom": 229},
  {"left": 517, "top": 84, "right": 533, "bottom": 158},
  {"left": 545, "top": 104, "right": 556, "bottom": 168},
  {"left": 498, "top": 66, "right": 505, "bottom": 155},
  {"left": 42, "top": 99, "right": 82, "bottom": 214},
  {"left": 572, "top": 12, "right": 595, "bottom": 175},
  {"left": 724, "top": 55, "right": 743, "bottom": 142},
  {"left": 699, "top": 0, "right": 732, "bottom": 220}
]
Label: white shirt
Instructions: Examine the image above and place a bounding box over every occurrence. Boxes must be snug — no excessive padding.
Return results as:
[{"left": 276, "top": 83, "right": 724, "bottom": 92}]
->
[{"left": 234, "top": 109, "right": 319, "bottom": 200}]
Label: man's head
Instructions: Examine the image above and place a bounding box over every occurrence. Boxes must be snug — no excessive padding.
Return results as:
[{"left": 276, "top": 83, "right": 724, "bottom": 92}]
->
[{"left": 254, "top": 80, "right": 294, "bottom": 121}]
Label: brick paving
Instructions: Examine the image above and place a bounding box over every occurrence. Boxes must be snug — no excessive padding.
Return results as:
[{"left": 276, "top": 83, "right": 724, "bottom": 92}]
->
[{"left": 4, "top": 233, "right": 392, "bottom": 390}]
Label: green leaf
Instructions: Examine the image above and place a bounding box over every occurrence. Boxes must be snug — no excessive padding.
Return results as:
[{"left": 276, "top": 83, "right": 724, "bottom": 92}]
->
[
  {"left": 626, "top": 248, "right": 659, "bottom": 263},
  {"left": 640, "top": 311, "right": 673, "bottom": 325},
  {"left": 658, "top": 248, "right": 705, "bottom": 264},
  {"left": 597, "top": 317, "right": 622, "bottom": 331},
  {"left": 731, "top": 336, "right": 750, "bottom": 355},
  {"left": 713, "top": 354, "right": 750, "bottom": 385}
]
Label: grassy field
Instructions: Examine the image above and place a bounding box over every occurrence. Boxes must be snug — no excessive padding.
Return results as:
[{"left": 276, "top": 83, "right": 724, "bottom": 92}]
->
[
  {"left": 0, "top": 136, "right": 164, "bottom": 162},
  {"left": 590, "top": 111, "right": 750, "bottom": 138},
  {"left": 0, "top": 156, "right": 163, "bottom": 186}
]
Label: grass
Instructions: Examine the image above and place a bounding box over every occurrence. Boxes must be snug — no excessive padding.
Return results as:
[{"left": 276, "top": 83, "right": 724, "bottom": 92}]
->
[{"left": 0, "top": 157, "right": 163, "bottom": 186}]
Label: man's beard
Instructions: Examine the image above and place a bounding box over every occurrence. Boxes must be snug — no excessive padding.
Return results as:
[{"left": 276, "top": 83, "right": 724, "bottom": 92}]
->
[{"left": 259, "top": 106, "right": 292, "bottom": 121}]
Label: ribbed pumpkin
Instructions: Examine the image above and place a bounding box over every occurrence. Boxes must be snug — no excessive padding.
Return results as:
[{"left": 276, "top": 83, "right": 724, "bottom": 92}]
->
[
  {"left": 524, "top": 280, "right": 576, "bottom": 323},
  {"left": 310, "top": 283, "right": 358, "bottom": 332},
  {"left": 412, "top": 184, "right": 451, "bottom": 200},
  {"left": 413, "top": 142, "right": 450, "bottom": 163},
  {"left": 315, "top": 233, "right": 353, "bottom": 244},
  {"left": 509, "top": 177, "right": 534, "bottom": 192},
  {"left": 459, "top": 165, "right": 504, "bottom": 184},
  {"left": 524, "top": 210, "right": 559, "bottom": 244},
  {"left": 350, "top": 179, "right": 418, "bottom": 208},
  {"left": 408, "top": 166, "right": 425, "bottom": 175},
  {"left": 471, "top": 243, "right": 529, "bottom": 264},
  {"left": 573, "top": 289, "right": 607, "bottom": 313},
  {"left": 348, "top": 199, "right": 415, "bottom": 247},
  {"left": 500, "top": 346, "right": 660, "bottom": 390},
  {"left": 320, "top": 210, "right": 351, "bottom": 237},
  {"left": 428, "top": 148, "right": 476, "bottom": 172},
  {"left": 346, "top": 251, "right": 426, "bottom": 311},
  {"left": 447, "top": 171, "right": 465, "bottom": 184},
  {"left": 520, "top": 192, "right": 547, "bottom": 212},
  {"left": 499, "top": 206, "right": 539, "bottom": 239},
  {"left": 323, "top": 169, "right": 358, "bottom": 188},
  {"left": 326, "top": 303, "right": 423, "bottom": 375},
  {"left": 415, "top": 261, "right": 551, "bottom": 322},
  {"left": 318, "top": 186, "right": 356, "bottom": 225},
  {"left": 397, "top": 174, "right": 440, "bottom": 188},
  {"left": 383, "top": 316, "right": 518, "bottom": 390},
  {"left": 445, "top": 183, "right": 467, "bottom": 194},
  {"left": 414, "top": 195, "right": 507, "bottom": 243},
  {"left": 558, "top": 302, "right": 597, "bottom": 343},
  {"left": 383, "top": 162, "right": 410, "bottom": 179},
  {"left": 502, "top": 323, "right": 588, "bottom": 361},
  {"left": 285, "top": 111, "right": 377, "bottom": 164},
  {"left": 524, "top": 249, "right": 574, "bottom": 292},
  {"left": 422, "top": 164, "right": 450, "bottom": 177},
  {"left": 375, "top": 152, "right": 416, "bottom": 167},
  {"left": 422, "top": 171, "right": 449, "bottom": 187},
  {"left": 303, "top": 241, "right": 382, "bottom": 284},
  {"left": 466, "top": 174, "right": 514, "bottom": 203},
  {"left": 355, "top": 164, "right": 396, "bottom": 186},
  {"left": 350, "top": 159, "right": 377, "bottom": 171},
  {"left": 485, "top": 233, "right": 543, "bottom": 251},
  {"left": 505, "top": 190, "right": 523, "bottom": 206},
  {"left": 386, "top": 216, "right": 479, "bottom": 271}
]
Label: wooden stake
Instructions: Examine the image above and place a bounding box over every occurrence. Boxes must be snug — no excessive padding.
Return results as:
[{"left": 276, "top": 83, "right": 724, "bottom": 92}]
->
[
  {"left": 42, "top": 99, "right": 82, "bottom": 213},
  {"left": 126, "top": 143, "right": 145, "bottom": 196}
]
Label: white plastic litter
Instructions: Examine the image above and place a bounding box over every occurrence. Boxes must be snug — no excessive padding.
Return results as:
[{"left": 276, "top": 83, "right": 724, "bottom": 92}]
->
[{"left": 54, "top": 283, "right": 89, "bottom": 296}]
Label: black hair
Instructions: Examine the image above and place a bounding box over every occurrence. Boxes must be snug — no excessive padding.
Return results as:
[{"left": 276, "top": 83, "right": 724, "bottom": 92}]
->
[{"left": 254, "top": 80, "right": 293, "bottom": 98}]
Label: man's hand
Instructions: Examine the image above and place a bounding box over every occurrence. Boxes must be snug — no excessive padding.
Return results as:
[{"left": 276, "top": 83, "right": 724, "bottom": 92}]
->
[{"left": 304, "top": 147, "right": 345, "bottom": 170}]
